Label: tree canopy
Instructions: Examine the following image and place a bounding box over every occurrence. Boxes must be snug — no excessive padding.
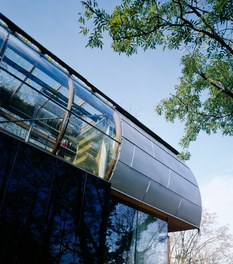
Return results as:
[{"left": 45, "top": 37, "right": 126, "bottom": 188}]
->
[{"left": 79, "top": 0, "right": 233, "bottom": 159}]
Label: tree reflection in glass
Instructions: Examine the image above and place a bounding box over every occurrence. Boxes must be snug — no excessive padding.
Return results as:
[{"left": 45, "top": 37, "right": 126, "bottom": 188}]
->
[
  {"left": 0, "top": 132, "right": 168, "bottom": 264},
  {"left": 105, "top": 201, "right": 168, "bottom": 264},
  {"left": 0, "top": 132, "right": 111, "bottom": 264}
]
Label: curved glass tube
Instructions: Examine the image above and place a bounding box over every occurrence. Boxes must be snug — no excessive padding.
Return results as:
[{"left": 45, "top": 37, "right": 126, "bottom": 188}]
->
[{"left": 0, "top": 22, "right": 120, "bottom": 180}]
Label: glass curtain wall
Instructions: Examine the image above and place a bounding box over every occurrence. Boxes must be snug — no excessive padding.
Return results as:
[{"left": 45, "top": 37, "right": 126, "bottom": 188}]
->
[
  {"left": 0, "top": 131, "right": 111, "bottom": 264},
  {"left": 0, "top": 22, "right": 120, "bottom": 180},
  {"left": 105, "top": 201, "right": 168, "bottom": 264},
  {"left": 0, "top": 18, "right": 169, "bottom": 264},
  {"left": 0, "top": 131, "right": 168, "bottom": 264}
]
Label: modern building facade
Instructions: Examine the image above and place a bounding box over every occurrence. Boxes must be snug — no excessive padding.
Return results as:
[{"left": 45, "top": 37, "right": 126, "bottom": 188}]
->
[{"left": 0, "top": 13, "right": 202, "bottom": 263}]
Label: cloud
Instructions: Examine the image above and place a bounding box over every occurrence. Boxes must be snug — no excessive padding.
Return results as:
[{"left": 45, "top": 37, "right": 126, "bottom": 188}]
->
[{"left": 200, "top": 175, "right": 233, "bottom": 234}]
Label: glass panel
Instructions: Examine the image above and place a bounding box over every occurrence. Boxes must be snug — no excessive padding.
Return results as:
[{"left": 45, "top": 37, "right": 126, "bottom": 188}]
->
[
  {"left": 0, "top": 131, "right": 111, "bottom": 264},
  {"left": 105, "top": 200, "right": 168, "bottom": 264},
  {"left": 73, "top": 81, "right": 116, "bottom": 137},
  {"left": 0, "top": 69, "right": 32, "bottom": 140},
  {"left": 0, "top": 132, "right": 19, "bottom": 192},
  {"left": 71, "top": 117, "right": 118, "bottom": 178},
  {"left": 0, "top": 134, "right": 76, "bottom": 263},
  {"left": 0, "top": 131, "right": 168, "bottom": 263},
  {"left": 76, "top": 176, "right": 110, "bottom": 264},
  {"left": 73, "top": 100, "right": 103, "bottom": 125},
  {"left": 73, "top": 120, "right": 107, "bottom": 176},
  {"left": 14, "top": 83, "right": 38, "bottom": 106},
  {"left": 28, "top": 95, "right": 65, "bottom": 151},
  {"left": 32, "top": 67, "right": 60, "bottom": 90},
  {"left": 0, "top": 64, "right": 24, "bottom": 91},
  {"left": 130, "top": 211, "right": 168, "bottom": 264},
  {"left": 57, "top": 113, "right": 81, "bottom": 162},
  {"left": 0, "top": 21, "right": 120, "bottom": 180},
  {"left": 4, "top": 47, "right": 33, "bottom": 71},
  {"left": 105, "top": 202, "right": 135, "bottom": 263},
  {"left": 0, "top": 26, "right": 8, "bottom": 52},
  {"left": 0, "top": 109, "right": 29, "bottom": 140}
]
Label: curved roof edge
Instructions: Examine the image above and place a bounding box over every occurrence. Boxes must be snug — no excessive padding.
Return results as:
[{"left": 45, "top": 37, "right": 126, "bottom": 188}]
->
[{"left": 110, "top": 114, "right": 202, "bottom": 231}]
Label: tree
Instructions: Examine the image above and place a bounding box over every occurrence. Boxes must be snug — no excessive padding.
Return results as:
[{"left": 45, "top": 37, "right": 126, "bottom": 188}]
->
[
  {"left": 78, "top": 0, "right": 233, "bottom": 159},
  {"left": 169, "top": 209, "right": 233, "bottom": 264}
]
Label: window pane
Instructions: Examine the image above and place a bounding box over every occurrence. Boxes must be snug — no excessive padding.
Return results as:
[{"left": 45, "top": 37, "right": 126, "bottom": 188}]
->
[
  {"left": 4, "top": 47, "right": 33, "bottom": 72},
  {"left": 131, "top": 211, "right": 168, "bottom": 264},
  {"left": 0, "top": 131, "right": 111, "bottom": 264},
  {"left": 105, "top": 201, "right": 168, "bottom": 264},
  {"left": 0, "top": 21, "right": 120, "bottom": 181}
]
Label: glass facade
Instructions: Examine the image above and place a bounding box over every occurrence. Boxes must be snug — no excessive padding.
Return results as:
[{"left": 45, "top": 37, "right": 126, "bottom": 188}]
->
[
  {"left": 0, "top": 131, "right": 110, "bottom": 263},
  {"left": 0, "top": 22, "right": 120, "bottom": 180},
  {"left": 105, "top": 201, "right": 168, "bottom": 264},
  {"left": 0, "top": 17, "right": 170, "bottom": 264},
  {"left": 0, "top": 131, "right": 168, "bottom": 264}
]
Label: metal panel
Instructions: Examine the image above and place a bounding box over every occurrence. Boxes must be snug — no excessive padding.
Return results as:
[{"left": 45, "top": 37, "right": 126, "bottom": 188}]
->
[
  {"left": 121, "top": 118, "right": 135, "bottom": 138},
  {"left": 169, "top": 170, "right": 198, "bottom": 203},
  {"left": 183, "top": 167, "right": 198, "bottom": 186},
  {"left": 143, "top": 181, "right": 182, "bottom": 216},
  {"left": 121, "top": 120, "right": 197, "bottom": 186},
  {"left": 195, "top": 188, "right": 202, "bottom": 206},
  {"left": 119, "top": 113, "right": 133, "bottom": 126},
  {"left": 176, "top": 199, "right": 202, "bottom": 228},
  {"left": 153, "top": 142, "right": 195, "bottom": 184},
  {"left": 153, "top": 142, "right": 169, "bottom": 164},
  {"left": 110, "top": 161, "right": 150, "bottom": 201},
  {"left": 132, "top": 147, "right": 170, "bottom": 187},
  {"left": 111, "top": 114, "right": 202, "bottom": 230},
  {"left": 118, "top": 138, "right": 135, "bottom": 167},
  {"left": 122, "top": 120, "right": 153, "bottom": 156}
]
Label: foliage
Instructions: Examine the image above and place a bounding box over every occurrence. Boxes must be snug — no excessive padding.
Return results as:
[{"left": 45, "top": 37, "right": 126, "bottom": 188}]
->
[
  {"left": 79, "top": 0, "right": 233, "bottom": 159},
  {"left": 169, "top": 209, "right": 233, "bottom": 264}
]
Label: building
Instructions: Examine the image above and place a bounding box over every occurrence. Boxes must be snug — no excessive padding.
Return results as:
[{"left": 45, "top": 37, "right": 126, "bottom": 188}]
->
[{"left": 0, "top": 13, "right": 202, "bottom": 264}]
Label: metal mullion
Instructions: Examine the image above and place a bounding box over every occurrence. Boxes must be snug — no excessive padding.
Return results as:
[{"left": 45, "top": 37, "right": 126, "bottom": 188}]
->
[
  {"left": 10, "top": 65, "right": 36, "bottom": 99},
  {"left": 0, "top": 31, "right": 9, "bottom": 61},
  {"left": 0, "top": 109, "right": 56, "bottom": 147},
  {"left": 0, "top": 66, "right": 68, "bottom": 113},
  {"left": 39, "top": 83, "right": 62, "bottom": 110},
  {"left": 3, "top": 56, "right": 48, "bottom": 88},
  {"left": 1, "top": 66, "right": 120, "bottom": 143}
]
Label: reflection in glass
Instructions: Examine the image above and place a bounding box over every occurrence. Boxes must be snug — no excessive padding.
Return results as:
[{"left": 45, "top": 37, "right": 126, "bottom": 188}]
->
[
  {"left": 0, "top": 132, "right": 111, "bottom": 264},
  {"left": 0, "top": 19, "right": 169, "bottom": 264},
  {"left": 0, "top": 21, "right": 120, "bottom": 180},
  {"left": 105, "top": 203, "right": 135, "bottom": 263},
  {"left": 0, "top": 131, "right": 168, "bottom": 263},
  {"left": 105, "top": 201, "right": 168, "bottom": 264},
  {"left": 130, "top": 211, "right": 168, "bottom": 264}
]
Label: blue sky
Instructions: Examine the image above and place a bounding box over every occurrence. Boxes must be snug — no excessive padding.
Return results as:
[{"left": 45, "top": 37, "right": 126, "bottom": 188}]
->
[{"left": 1, "top": 0, "right": 233, "bottom": 232}]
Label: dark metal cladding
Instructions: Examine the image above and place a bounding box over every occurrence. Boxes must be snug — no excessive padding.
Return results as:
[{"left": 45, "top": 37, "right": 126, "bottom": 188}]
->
[{"left": 110, "top": 114, "right": 202, "bottom": 231}]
